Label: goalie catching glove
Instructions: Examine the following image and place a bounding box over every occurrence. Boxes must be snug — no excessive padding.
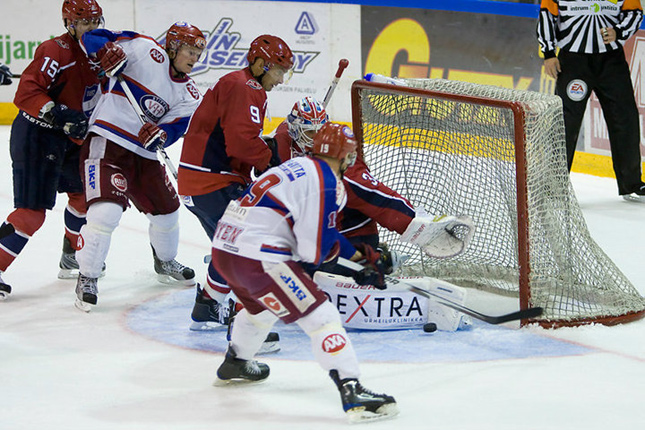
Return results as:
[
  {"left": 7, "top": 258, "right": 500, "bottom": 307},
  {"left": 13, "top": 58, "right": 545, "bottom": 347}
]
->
[
  {"left": 351, "top": 244, "right": 389, "bottom": 290},
  {"left": 400, "top": 213, "right": 475, "bottom": 258}
]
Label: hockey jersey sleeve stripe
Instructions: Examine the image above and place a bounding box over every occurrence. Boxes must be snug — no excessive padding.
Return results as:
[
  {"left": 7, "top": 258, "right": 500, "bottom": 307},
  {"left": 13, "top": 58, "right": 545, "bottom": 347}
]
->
[{"left": 93, "top": 119, "right": 139, "bottom": 145}]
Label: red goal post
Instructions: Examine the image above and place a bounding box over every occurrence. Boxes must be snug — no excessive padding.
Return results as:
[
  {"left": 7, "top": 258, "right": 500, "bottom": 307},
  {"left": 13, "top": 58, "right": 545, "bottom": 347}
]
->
[{"left": 351, "top": 78, "right": 645, "bottom": 328}]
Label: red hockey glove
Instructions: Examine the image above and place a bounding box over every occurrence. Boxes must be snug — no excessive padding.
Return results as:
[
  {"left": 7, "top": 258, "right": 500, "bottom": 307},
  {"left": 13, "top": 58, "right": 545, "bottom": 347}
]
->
[
  {"left": 138, "top": 122, "right": 167, "bottom": 149},
  {"left": 351, "top": 243, "right": 387, "bottom": 289},
  {"left": 97, "top": 42, "right": 127, "bottom": 77}
]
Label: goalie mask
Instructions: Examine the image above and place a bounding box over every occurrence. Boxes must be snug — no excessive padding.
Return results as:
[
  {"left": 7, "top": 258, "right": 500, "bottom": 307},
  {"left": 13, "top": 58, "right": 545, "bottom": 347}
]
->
[
  {"left": 165, "top": 22, "right": 207, "bottom": 59},
  {"left": 287, "top": 96, "right": 329, "bottom": 155},
  {"left": 311, "top": 122, "right": 358, "bottom": 167},
  {"left": 62, "top": 0, "right": 104, "bottom": 30}
]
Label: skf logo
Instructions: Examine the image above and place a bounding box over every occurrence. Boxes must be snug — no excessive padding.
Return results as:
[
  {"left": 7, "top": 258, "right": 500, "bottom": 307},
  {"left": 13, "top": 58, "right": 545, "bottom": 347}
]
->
[
  {"left": 280, "top": 274, "right": 307, "bottom": 301},
  {"left": 88, "top": 164, "right": 97, "bottom": 190},
  {"left": 186, "top": 82, "right": 200, "bottom": 99},
  {"left": 260, "top": 293, "right": 290, "bottom": 317},
  {"left": 322, "top": 333, "right": 347, "bottom": 354},
  {"left": 111, "top": 173, "right": 127, "bottom": 192},
  {"left": 149, "top": 49, "right": 165, "bottom": 64}
]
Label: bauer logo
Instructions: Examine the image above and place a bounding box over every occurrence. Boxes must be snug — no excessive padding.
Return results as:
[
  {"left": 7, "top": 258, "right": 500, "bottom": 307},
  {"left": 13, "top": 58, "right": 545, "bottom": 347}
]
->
[
  {"left": 566, "top": 79, "right": 588, "bottom": 102},
  {"left": 259, "top": 293, "right": 291, "bottom": 318},
  {"left": 322, "top": 333, "right": 347, "bottom": 354},
  {"left": 111, "top": 173, "right": 127, "bottom": 192},
  {"left": 156, "top": 18, "right": 318, "bottom": 76}
]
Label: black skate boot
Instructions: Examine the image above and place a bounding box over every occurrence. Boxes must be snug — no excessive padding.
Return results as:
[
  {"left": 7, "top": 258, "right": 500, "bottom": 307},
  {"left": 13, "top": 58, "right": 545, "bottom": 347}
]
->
[
  {"left": 0, "top": 272, "right": 11, "bottom": 300},
  {"left": 58, "top": 236, "right": 105, "bottom": 279},
  {"left": 214, "top": 346, "right": 270, "bottom": 385},
  {"left": 75, "top": 274, "right": 98, "bottom": 312},
  {"left": 190, "top": 285, "right": 230, "bottom": 330},
  {"left": 152, "top": 246, "right": 196, "bottom": 286},
  {"left": 329, "top": 370, "right": 399, "bottom": 423}
]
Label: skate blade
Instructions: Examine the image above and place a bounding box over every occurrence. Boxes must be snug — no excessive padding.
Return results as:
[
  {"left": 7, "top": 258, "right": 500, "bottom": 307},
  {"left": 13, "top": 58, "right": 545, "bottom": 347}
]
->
[
  {"left": 189, "top": 321, "right": 227, "bottom": 331},
  {"left": 346, "top": 403, "right": 400, "bottom": 424},
  {"left": 256, "top": 341, "right": 280, "bottom": 355},
  {"left": 59, "top": 268, "right": 106, "bottom": 280},
  {"left": 157, "top": 274, "right": 196, "bottom": 287},
  {"left": 74, "top": 298, "right": 93, "bottom": 313},
  {"left": 212, "top": 376, "right": 268, "bottom": 387},
  {"left": 0, "top": 291, "right": 9, "bottom": 301}
]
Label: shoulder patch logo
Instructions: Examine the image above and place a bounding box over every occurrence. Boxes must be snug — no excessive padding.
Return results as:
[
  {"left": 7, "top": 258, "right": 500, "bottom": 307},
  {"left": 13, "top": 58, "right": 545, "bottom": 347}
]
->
[
  {"left": 246, "top": 79, "right": 263, "bottom": 90},
  {"left": 186, "top": 82, "right": 200, "bottom": 99},
  {"left": 56, "top": 38, "right": 70, "bottom": 49},
  {"left": 150, "top": 48, "right": 165, "bottom": 64}
]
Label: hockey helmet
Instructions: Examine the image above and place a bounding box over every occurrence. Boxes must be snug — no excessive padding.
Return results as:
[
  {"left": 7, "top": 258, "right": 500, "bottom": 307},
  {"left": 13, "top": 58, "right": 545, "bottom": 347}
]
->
[
  {"left": 247, "top": 34, "right": 294, "bottom": 72},
  {"left": 311, "top": 122, "right": 357, "bottom": 167},
  {"left": 62, "top": 0, "right": 103, "bottom": 26},
  {"left": 287, "top": 96, "right": 329, "bottom": 154},
  {"left": 166, "top": 21, "right": 207, "bottom": 53}
]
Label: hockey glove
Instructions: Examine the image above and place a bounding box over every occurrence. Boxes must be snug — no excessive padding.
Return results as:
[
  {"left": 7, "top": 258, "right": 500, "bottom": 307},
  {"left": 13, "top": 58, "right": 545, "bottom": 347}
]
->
[
  {"left": 263, "top": 136, "right": 282, "bottom": 168},
  {"left": 351, "top": 243, "right": 387, "bottom": 289},
  {"left": 0, "top": 64, "right": 13, "bottom": 86},
  {"left": 97, "top": 42, "right": 127, "bottom": 78},
  {"left": 47, "top": 104, "right": 89, "bottom": 139},
  {"left": 138, "top": 122, "right": 167, "bottom": 149}
]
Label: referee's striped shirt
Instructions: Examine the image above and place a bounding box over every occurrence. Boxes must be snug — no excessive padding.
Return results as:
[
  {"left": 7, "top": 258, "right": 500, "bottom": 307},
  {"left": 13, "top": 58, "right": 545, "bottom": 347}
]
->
[{"left": 537, "top": 0, "right": 643, "bottom": 58}]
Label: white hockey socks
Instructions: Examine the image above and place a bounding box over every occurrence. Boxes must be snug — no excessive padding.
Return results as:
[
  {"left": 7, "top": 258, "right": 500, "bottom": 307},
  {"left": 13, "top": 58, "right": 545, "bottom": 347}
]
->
[
  {"left": 229, "top": 309, "right": 278, "bottom": 360},
  {"left": 146, "top": 210, "right": 179, "bottom": 261},
  {"left": 77, "top": 201, "right": 123, "bottom": 278},
  {"left": 297, "top": 301, "right": 361, "bottom": 380}
]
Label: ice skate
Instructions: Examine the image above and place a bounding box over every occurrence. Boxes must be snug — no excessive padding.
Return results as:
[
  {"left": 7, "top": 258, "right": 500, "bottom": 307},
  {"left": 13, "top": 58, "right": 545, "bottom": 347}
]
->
[
  {"left": 0, "top": 272, "right": 11, "bottom": 300},
  {"left": 622, "top": 185, "right": 645, "bottom": 203},
  {"left": 330, "top": 370, "right": 399, "bottom": 423},
  {"left": 189, "top": 285, "right": 230, "bottom": 330},
  {"left": 214, "top": 347, "right": 270, "bottom": 385},
  {"left": 74, "top": 274, "right": 98, "bottom": 312},
  {"left": 152, "top": 246, "right": 196, "bottom": 286},
  {"left": 58, "top": 236, "right": 106, "bottom": 279}
]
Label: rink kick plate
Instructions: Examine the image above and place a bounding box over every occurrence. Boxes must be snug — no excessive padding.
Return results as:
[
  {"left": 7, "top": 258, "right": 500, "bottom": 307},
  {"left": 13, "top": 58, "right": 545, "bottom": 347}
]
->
[{"left": 125, "top": 289, "right": 591, "bottom": 363}]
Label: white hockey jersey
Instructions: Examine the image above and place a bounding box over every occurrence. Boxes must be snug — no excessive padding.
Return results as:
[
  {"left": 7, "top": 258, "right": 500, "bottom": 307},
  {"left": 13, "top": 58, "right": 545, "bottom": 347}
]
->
[
  {"left": 212, "top": 157, "right": 356, "bottom": 266},
  {"left": 81, "top": 29, "right": 202, "bottom": 160}
]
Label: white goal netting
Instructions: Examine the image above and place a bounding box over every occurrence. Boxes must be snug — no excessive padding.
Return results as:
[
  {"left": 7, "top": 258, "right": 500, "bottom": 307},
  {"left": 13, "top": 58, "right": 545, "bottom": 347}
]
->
[{"left": 352, "top": 78, "right": 645, "bottom": 326}]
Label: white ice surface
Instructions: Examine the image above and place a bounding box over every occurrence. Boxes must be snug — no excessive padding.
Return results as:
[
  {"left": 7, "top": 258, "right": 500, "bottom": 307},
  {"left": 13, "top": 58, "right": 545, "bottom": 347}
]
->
[{"left": 0, "top": 125, "right": 644, "bottom": 430}]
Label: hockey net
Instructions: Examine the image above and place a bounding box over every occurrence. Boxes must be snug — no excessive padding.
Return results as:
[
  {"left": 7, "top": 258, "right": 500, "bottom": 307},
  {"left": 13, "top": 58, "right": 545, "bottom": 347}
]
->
[{"left": 351, "top": 78, "right": 645, "bottom": 327}]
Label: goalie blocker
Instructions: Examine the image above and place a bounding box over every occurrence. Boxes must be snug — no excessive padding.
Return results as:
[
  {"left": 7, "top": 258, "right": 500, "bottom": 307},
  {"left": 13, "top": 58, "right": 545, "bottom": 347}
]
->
[{"left": 314, "top": 271, "right": 472, "bottom": 332}]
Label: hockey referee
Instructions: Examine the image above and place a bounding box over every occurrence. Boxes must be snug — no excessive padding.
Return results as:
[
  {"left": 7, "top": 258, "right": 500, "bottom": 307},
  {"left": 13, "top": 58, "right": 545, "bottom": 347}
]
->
[{"left": 537, "top": 0, "right": 645, "bottom": 202}]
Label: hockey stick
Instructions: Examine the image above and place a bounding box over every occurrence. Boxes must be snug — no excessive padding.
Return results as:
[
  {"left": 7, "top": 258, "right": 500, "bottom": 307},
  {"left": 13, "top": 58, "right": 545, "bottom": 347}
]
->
[
  {"left": 336, "top": 257, "right": 543, "bottom": 325},
  {"left": 116, "top": 75, "right": 179, "bottom": 179},
  {"left": 322, "top": 58, "right": 349, "bottom": 108}
]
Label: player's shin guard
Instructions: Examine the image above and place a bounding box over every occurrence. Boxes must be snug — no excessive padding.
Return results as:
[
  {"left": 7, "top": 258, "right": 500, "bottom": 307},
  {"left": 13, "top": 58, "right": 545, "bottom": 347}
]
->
[
  {"left": 76, "top": 202, "right": 122, "bottom": 279},
  {"left": 227, "top": 309, "right": 278, "bottom": 359},
  {"left": 296, "top": 300, "right": 360, "bottom": 380},
  {"left": 147, "top": 211, "right": 195, "bottom": 286}
]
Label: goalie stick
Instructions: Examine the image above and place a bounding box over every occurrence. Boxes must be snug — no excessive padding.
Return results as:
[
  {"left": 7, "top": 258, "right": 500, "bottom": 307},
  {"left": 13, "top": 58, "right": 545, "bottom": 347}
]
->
[
  {"left": 336, "top": 257, "right": 543, "bottom": 325},
  {"left": 322, "top": 58, "right": 349, "bottom": 108},
  {"left": 117, "top": 75, "right": 179, "bottom": 179}
]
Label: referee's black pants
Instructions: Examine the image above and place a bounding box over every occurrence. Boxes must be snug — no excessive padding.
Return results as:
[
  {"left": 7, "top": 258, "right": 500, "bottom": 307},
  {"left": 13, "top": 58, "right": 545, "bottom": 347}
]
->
[{"left": 556, "top": 48, "right": 643, "bottom": 195}]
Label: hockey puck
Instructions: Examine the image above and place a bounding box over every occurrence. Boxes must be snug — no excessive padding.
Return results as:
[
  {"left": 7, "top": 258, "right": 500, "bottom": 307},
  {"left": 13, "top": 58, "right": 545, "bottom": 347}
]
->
[{"left": 422, "top": 323, "right": 437, "bottom": 333}]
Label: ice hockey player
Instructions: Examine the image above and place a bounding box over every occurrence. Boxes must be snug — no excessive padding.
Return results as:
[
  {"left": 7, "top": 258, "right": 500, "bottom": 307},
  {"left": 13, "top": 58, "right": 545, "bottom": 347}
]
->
[
  {"left": 0, "top": 0, "right": 105, "bottom": 300},
  {"left": 0, "top": 63, "right": 13, "bottom": 85},
  {"left": 210, "top": 122, "right": 398, "bottom": 423},
  {"left": 71, "top": 21, "right": 205, "bottom": 311},
  {"left": 178, "top": 35, "right": 292, "bottom": 338},
  {"left": 273, "top": 96, "right": 475, "bottom": 331}
]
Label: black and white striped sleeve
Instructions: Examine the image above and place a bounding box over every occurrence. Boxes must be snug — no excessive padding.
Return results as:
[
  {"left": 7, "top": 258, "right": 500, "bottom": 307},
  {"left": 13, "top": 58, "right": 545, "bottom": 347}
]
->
[
  {"left": 616, "top": 8, "right": 643, "bottom": 42},
  {"left": 537, "top": 7, "right": 558, "bottom": 59}
]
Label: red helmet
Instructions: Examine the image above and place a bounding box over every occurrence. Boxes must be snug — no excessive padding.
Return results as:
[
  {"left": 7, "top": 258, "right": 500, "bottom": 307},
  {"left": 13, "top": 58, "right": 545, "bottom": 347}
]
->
[
  {"left": 247, "top": 35, "right": 294, "bottom": 70},
  {"left": 166, "top": 21, "right": 207, "bottom": 53},
  {"left": 287, "top": 96, "right": 329, "bottom": 154},
  {"left": 311, "top": 122, "right": 358, "bottom": 166},
  {"left": 62, "top": 0, "right": 103, "bottom": 24}
]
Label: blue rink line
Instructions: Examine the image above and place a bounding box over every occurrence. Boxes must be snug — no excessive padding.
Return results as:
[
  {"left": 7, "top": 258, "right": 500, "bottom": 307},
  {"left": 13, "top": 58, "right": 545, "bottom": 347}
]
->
[{"left": 125, "top": 289, "right": 592, "bottom": 363}]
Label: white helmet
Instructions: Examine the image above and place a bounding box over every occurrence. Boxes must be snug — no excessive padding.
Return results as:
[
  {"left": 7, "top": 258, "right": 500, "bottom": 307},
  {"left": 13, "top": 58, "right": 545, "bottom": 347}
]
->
[{"left": 287, "top": 96, "right": 329, "bottom": 154}]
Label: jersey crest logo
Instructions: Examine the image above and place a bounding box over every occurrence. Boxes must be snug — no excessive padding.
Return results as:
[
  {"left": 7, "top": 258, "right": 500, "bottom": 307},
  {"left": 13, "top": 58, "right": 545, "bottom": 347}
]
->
[
  {"left": 111, "top": 173, "right": 128, "bottom": 192},
  {"left": 186, "top": 82, "right": 200, "bottom": 100},
  {"left": 140, "top": 94, "right": 169, "bottom": 122},
  {"left": 246, "top": 79, "right": 263, "bottom": 90},
  {"left": 259, "top": 293, "right": 291, "bottom": 318},
  {"left": 56, "top": 38, "right": 70, "bottom": 50},
  {"left": 82, "top": 84, "right": 101, "bottom": 118},
  {"left": 322, "top": 333, "right": 347, "bottom": 354},
  {"left": 149, "top": 48, "right": 165, "bottom": 64}
]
